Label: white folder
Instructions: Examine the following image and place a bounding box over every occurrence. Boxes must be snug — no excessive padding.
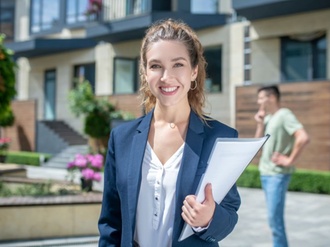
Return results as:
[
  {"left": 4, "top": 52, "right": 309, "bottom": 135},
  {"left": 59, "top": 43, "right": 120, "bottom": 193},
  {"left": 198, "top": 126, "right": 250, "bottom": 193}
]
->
[{"left": 178, "top": 135, "right": 270, "bottom": 242}]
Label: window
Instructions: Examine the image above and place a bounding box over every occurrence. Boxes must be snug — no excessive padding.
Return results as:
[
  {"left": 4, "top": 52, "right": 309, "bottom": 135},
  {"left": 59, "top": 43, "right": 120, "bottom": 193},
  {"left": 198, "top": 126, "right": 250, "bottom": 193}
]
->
[
  {"left": 31, "top": 0, "right": 61, "bottom": 33},
  {"left": 126, "top": 0, "right": 149, "bottom": 15},
  {"left": 73, "top": 63, "right": 96, "bottom": 92},
  {"left": 66, "top": 0, "right": 90, "bottom": 24},
  {"left": 243, "top": 25, "right": 251, "bottom": 84},
  {"left": 281, "top": 35, "right": 326, "bottom": 81},
  {"left": 191, "top": 0, "right": 218, "bottom": 14},
  {"left": 44, "top": 70, "right": 56, "bottom": 120},
  {"left": 0, "top": 0, "right": 15, "bottom": 42},
  {"left": 113, "top": 58, "right": 138, "bottom": 94},
  {"left": 204, "top": 46, "right": 222, "bottom": 93}
]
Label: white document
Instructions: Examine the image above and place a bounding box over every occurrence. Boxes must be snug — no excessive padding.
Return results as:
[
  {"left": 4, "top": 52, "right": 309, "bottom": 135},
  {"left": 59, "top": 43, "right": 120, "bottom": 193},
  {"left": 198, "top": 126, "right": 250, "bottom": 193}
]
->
[{"left": 179, "top": 135, "right": 270, "bottom": 242}]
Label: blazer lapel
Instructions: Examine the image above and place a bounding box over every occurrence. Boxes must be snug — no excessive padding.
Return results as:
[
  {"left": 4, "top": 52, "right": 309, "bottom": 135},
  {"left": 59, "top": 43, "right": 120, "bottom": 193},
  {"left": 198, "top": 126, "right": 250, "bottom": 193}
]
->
[
  {"left": 127, "top": 111, "right": 153, "bottom": 234},
  {"left": 173, "top": 111, "right": 205, "bottom": 238}
]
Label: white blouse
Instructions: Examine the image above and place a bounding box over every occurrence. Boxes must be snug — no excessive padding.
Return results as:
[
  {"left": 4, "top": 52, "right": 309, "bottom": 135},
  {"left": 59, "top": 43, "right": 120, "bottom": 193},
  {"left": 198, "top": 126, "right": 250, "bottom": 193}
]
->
[{"left": 134, "top": 142, "right": 184, "bottom": 247}]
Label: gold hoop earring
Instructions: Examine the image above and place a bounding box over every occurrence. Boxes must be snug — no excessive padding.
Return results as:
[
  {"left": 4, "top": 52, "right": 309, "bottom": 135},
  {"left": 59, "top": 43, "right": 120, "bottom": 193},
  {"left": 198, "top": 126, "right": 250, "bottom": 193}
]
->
[{"left": 190, "top": 80, "right": 197, "bottom": 90}]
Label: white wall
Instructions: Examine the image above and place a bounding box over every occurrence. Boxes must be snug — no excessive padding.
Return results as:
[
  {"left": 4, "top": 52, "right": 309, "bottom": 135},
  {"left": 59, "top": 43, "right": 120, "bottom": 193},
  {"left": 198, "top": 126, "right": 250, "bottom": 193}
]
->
[{"left": 250, "top": 9, "right": 330, "bottom": 83}]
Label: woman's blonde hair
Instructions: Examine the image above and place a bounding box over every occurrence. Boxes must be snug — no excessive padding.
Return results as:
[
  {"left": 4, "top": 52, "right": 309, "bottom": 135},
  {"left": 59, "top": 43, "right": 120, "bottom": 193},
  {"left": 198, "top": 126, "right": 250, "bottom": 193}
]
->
[{"left": 139, "top": 18, "right": 207, "bottom": 120}]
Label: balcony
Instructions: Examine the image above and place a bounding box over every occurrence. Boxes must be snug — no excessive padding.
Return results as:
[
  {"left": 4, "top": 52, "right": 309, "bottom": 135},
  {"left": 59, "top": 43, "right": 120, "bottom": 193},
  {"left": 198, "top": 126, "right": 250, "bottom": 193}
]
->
[
  {"left": 86, "top": 0, "right": 231, "bottom": 43},
  {"left": 232, "top": 0, "right": 330, "bottom": 21}
]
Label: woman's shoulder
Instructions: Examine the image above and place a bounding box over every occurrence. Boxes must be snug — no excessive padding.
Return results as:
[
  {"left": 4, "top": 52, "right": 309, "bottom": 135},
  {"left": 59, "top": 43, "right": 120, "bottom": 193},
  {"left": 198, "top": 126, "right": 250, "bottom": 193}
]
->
[
  {"left": 205, "top": 117, "right": 238, "bottom": 136},
  {"left": 111, "top": 116, "right": 144, "bottom": 133}
]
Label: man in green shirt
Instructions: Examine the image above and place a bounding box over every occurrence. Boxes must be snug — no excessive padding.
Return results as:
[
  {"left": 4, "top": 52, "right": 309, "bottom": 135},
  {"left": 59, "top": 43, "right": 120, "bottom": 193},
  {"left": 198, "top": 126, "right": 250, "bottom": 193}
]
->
[{"left": 254, "top": 85, "right": 309, "bottom": 247}]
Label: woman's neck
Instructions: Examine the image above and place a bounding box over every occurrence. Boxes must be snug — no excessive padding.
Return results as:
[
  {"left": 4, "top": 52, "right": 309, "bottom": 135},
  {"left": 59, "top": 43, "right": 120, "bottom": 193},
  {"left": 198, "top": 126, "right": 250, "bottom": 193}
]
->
[{"left": 153, "top": 104, "right": 191, "bottom": 126}]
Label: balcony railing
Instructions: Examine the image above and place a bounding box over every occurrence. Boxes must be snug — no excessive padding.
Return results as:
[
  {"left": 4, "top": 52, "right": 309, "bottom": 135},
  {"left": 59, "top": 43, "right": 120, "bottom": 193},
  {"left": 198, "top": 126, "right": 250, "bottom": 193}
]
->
[{"left": 101, "top": 0, "right": 151, "bottom": 22}]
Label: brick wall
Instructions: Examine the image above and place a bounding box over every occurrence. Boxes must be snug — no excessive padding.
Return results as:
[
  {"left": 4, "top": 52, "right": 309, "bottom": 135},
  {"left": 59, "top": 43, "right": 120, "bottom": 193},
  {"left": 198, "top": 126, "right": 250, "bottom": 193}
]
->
[
  {"left": 3, "top": 100, "right": 37, "bottom": 152},
  {"left": 106, "top": 94, "right": 144, "bottom": 117},
  {"left": 236, "top": 81, "right": 330, "bottom": 171}
]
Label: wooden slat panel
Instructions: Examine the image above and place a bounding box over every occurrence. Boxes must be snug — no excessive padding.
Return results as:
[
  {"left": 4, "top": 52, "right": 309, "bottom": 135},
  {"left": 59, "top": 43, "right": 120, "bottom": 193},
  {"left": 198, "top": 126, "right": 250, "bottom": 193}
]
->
[{"left": 236, "top": 81, "right": 330, "bottom": 171}]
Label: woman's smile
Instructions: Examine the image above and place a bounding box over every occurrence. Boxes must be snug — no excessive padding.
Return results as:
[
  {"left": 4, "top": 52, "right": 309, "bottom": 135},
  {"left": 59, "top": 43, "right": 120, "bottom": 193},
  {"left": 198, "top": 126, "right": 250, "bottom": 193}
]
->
[{"left": 160, "top": 86, "right": 179, "bottom": 94}]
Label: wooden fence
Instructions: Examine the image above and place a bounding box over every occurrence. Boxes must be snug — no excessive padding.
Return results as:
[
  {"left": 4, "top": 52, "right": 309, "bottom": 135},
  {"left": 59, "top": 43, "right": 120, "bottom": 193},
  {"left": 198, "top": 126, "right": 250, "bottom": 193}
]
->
[{"left": 235, "top": 81, "right": 330, "bottom": 171}]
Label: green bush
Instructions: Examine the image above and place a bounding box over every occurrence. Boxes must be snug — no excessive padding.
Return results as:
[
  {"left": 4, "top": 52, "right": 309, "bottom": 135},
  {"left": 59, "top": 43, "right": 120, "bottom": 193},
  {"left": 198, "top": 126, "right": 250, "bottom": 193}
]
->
[
  {"left": 4, "top": 151, "right": 52, "bottom": 166},
  {"left": 237, "top": 164, "right": 330, "bottom": 195}
]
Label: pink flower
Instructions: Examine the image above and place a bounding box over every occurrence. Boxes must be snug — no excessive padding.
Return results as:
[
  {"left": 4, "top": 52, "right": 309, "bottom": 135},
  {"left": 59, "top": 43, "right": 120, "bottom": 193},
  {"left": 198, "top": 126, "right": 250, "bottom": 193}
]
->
[
  {"left": 67, "top": 153, "right": 104, "bottom": 184},
  {"left": 93, "top": 172, "right": 102, "bottom": 182},
  {"left": 89, "top": 154, "right": 103, "bottom": 169},
  {"left": 74, "top": 154, "right": 88, "bottom": 168},
  {"left": 81, "top": 168, "right": 95, "bottom": 180},
  {"left": 67, "top": 161, "right": 76, "bottom": 169}
]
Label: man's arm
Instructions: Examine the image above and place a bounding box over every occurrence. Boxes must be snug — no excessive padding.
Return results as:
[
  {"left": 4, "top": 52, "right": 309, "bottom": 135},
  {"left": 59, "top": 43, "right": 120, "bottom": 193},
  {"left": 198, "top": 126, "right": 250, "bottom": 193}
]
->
[{"left": 272, "top": 128, "right": 310, "bottom": 166}]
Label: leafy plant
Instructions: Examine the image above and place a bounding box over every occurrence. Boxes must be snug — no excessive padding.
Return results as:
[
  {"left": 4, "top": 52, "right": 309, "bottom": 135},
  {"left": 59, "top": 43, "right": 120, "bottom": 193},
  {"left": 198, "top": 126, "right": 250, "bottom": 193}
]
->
[
  {"left": 68, "top": 80, "right": 116, "bottom": 138},
  {"left": 0, "top": 34, "right": 16, "bottom": 128}
]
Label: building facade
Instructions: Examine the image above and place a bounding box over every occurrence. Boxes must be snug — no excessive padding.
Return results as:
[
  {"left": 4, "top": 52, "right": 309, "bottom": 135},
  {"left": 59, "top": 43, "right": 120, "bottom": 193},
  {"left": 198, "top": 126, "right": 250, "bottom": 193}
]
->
[{"left": 1, "top": 0, "right": 330, "bottom": 162}]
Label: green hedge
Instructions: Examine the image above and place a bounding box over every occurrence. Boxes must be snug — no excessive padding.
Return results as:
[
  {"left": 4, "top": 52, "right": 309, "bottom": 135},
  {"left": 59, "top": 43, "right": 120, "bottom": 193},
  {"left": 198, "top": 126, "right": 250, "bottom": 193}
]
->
[
  {"left": 237, "top": 165, "right": 330, "bottom": 195},
  {"left": 4, "top": 151, "right": 52, "bottom": 166}
]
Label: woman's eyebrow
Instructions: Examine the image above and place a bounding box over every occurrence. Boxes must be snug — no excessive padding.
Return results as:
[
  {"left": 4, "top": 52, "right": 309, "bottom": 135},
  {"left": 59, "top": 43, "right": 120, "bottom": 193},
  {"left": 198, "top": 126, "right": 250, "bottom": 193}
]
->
[{"left": 172, "top": 57, "right": 187, "bottom": 62}]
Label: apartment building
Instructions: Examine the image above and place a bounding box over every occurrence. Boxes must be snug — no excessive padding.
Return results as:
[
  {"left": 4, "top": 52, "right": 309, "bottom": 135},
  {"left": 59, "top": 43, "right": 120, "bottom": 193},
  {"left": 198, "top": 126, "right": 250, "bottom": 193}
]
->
[{"left": 1, "top": 0, "right": 330, "bottom": 169}]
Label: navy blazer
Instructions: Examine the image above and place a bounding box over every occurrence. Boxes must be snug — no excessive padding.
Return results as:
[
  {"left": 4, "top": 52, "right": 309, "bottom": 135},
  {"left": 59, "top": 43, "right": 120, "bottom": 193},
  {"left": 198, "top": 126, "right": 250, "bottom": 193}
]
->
[{"left": 98, "top": 110, "right": 241, "bottom": 247}]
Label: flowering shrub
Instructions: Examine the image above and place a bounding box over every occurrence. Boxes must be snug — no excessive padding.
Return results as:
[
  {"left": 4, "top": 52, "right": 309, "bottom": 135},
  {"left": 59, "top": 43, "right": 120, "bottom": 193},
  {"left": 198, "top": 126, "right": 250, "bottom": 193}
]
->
[
  {"left": 67, "top": 153, "right": 104, "bottom": 182},
  {"left": 85, "top": 0, "right": 102, "bottom": 16},
  {"left": 0, "top": 137, "right": 10, "bottom": 153}
]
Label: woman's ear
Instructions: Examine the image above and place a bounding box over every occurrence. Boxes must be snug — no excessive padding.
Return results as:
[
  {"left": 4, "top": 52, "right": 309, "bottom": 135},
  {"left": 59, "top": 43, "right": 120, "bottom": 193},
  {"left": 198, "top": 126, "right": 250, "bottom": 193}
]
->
[{"left": 191, "top": 65, "right": 198, "bottom": 81}]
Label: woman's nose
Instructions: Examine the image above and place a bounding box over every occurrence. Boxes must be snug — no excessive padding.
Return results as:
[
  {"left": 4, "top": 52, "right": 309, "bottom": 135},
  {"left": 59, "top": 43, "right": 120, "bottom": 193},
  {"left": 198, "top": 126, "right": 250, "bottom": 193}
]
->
[{"left": 161, "top": 69, "right": 171, "bottom": 82}]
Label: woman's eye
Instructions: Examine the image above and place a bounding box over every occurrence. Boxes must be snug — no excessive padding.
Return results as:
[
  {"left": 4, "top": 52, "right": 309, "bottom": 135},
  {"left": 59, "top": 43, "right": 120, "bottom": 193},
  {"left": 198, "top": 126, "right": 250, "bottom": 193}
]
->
[
  {"left": 174, "top": 63, "right": 184, "bottom": 68},
  {"left": 150, "top": 64, "right": 161, "bottom": 69}
]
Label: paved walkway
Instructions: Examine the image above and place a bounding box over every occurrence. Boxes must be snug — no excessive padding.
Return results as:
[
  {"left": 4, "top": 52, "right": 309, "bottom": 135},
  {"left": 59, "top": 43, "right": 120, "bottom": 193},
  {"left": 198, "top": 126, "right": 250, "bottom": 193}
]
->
[{"left": 1, "top": 166, "right": 329, "bottom": 247}]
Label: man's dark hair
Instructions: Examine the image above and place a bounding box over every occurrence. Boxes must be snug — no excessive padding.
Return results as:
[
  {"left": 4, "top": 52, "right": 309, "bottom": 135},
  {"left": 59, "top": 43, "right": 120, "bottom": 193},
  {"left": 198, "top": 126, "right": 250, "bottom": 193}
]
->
[{"left": 258, "top": 85, "right": 281, "bottom": 101}]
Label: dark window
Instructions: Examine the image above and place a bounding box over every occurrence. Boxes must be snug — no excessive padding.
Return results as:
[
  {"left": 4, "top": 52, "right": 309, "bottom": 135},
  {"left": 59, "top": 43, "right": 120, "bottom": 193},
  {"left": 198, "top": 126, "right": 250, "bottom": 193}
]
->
[
  {"left": 44, "top": 69, "right": 56, "bottom": 120},
  {"left": 113, "top": 57, "right": 138, "bottom": 94},
  {"left": 0, "top": 0, "right": 15, "bottom": 42},
  {"left": 73, "top": 63, "right": 96, "bottom": 92},
  {"left": 204, "top": 46, "right": 222, "bottom": 93},
  {"left": 31, "top": 0, "right": 61, "bottom": 33},
  {"left": 244, "top": 69, "right": 251, "bottom": 82},
  {"left": 244, "top": 53, "right": 251, "bottom": 65},
  {"left": 281, "top": 35, "right": 326, "bottom": 81}
]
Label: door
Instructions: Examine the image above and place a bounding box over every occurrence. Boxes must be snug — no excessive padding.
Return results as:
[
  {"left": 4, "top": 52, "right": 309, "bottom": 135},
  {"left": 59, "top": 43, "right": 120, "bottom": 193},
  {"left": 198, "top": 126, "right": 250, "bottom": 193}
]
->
[{"left": 44, "top": 69, "right": 56, "bottom": 120}]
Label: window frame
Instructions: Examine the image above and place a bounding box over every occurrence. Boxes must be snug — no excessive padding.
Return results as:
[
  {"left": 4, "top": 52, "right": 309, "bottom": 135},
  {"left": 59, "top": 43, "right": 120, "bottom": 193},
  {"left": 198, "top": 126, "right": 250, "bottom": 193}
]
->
[
  {"left": 0, "top": 1, "right": 15, "bottom": 42},
  {"left": 44, "top": 69, "right": 57, "bottom": 120},
  {"left": 73, "top": 63, "right": 96, "bottom": 93},
  {"left": 30, "top": 0, "right": 95, "bottom": 36},
  {"left": 113, "top": 57, "right": 138, "bottom": 95},
  {"left": 204, "top": 45, "right": 222, "bottom": 93},
  {"left": 281, "top": 35, "right": 327, "bottom": 82}
]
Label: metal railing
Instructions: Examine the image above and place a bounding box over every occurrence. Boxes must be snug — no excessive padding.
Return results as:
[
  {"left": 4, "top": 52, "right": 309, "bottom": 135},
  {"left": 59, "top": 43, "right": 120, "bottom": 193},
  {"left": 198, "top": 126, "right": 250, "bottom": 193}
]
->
[{"left": 101, "top": 0, "right": 151, "bottom": 22}]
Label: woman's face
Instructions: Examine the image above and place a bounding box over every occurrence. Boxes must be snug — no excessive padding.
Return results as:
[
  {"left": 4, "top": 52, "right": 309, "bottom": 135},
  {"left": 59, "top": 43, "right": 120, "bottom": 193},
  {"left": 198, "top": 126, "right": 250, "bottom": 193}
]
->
[{"left": 145, "top": 40, "right": 198, "bottom": 109}]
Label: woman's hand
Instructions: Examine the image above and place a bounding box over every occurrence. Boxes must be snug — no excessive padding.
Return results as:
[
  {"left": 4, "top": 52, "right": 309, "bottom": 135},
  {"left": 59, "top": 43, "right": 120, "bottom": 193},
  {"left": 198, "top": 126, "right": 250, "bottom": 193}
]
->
[{"left": 181, "top": 183, "right": 215, "bottom": 228}]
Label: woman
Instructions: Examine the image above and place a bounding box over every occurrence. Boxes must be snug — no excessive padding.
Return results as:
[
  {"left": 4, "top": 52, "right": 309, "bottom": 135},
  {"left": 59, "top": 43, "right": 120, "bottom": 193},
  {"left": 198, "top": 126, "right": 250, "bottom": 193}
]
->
[{"left": 98, "top": 18, "right": 241, "bottom": 247}]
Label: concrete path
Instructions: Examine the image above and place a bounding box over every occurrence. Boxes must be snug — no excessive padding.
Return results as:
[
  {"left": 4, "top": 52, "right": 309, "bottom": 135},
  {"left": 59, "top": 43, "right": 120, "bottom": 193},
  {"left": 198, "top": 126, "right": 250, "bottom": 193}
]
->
[{"left": 1, "top": 166, "right": 329, "bottom": 247}]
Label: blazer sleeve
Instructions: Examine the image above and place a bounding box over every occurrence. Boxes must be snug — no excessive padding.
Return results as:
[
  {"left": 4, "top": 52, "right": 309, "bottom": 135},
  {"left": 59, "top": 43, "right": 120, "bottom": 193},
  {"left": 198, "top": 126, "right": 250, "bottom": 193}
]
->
[
  {"left": 98, "top": 131, "right": 122, "bottom": 247},
  {"left": 196, "top": 184, "right": 241, "bottom": 242}
]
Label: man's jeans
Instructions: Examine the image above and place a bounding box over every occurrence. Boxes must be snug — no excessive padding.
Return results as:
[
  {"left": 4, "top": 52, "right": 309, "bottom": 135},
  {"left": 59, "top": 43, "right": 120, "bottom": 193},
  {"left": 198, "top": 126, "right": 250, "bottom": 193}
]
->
[{"left": 261, "top": 174, "right": 291, "bottom": 247}]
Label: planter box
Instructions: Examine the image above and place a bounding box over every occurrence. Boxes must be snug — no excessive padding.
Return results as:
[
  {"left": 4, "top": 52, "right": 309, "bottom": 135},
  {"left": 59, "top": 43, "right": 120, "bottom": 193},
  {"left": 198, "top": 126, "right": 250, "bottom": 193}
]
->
[{"left": 0, "top": 193, "right": 102, "bottom": 241}]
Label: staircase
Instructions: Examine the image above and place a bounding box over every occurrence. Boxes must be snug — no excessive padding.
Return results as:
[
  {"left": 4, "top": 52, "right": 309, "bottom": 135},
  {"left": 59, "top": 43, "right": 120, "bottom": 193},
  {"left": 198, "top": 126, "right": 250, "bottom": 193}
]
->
[
  {"left": 41, "top": 120, "right": 87, "bottom": 146},
  {"left": 37, "top": 120, "right": 89, "bottom": 169},
  {"left": 43, "top": 145, "right": 89, "bottom": 169}
]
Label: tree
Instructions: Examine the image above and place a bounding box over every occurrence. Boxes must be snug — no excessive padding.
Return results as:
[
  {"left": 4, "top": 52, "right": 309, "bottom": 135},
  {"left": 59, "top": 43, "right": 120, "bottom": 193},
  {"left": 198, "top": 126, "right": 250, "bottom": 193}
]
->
[{"left": 0, "top": 34, "right": 16, "bottom": 131}]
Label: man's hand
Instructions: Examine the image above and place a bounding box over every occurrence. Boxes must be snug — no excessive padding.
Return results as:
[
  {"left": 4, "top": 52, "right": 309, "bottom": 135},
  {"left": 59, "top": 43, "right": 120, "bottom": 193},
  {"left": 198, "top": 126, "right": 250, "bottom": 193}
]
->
[
  {"left": 254, "top": 105, "right": 266, "bottom": 124},
  {"left": 271, "top": 152, "right": 292, "bottom": 167},
  {"left": 181, "top": 183, "right": 215, "bottom": 228}
]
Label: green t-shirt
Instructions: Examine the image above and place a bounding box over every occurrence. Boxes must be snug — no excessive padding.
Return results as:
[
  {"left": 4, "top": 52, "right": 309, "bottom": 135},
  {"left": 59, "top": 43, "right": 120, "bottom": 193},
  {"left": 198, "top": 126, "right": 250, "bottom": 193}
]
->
[{"left": 259, "top": 108, "right": 303, "bottom": 175}]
